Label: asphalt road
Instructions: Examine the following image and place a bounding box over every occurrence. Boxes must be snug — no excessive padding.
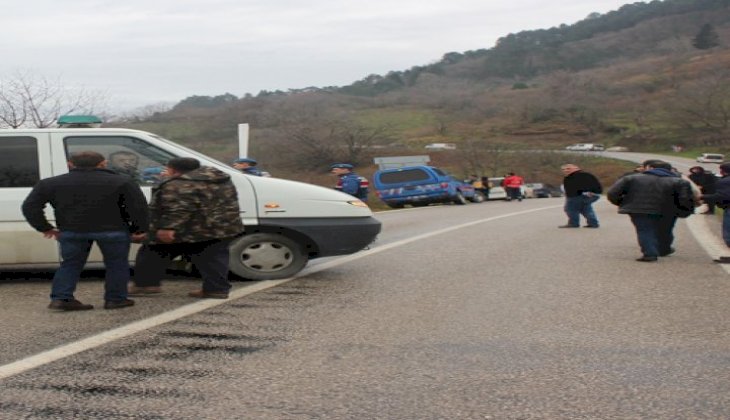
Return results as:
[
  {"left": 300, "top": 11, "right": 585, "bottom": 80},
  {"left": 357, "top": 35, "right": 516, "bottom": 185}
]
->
[{"left": 1, "top": 154, "right": 729, "bottom": 419}]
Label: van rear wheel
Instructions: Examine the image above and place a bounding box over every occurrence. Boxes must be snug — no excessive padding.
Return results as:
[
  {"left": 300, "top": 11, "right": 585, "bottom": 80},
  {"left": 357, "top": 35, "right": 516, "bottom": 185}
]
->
[{"left": 229, "top": 233, "right": 309, "bottom": 280}]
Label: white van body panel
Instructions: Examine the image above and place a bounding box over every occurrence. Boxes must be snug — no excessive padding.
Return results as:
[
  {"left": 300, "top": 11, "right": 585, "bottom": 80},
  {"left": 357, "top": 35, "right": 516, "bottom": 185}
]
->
[{"left": 0, "top": 127, "right": 381, "bottom": 278}]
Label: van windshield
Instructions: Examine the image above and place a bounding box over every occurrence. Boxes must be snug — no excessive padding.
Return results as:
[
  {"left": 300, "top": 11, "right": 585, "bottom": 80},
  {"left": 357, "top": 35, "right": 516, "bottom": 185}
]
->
[{"left": 379, "top": 169, "right": 431, "bottom": 184}]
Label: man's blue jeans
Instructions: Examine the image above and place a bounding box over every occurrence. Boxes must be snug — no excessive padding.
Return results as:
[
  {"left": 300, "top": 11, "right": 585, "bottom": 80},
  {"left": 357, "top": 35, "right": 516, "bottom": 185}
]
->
[
  {"left": 564, "top": 194, "right": 600, "bottom": 227},
  {"left": 629, "top": 213, "right": 678, "bottom": 257},
  {"left": 52, "top": 231, "right": 131, "bottom": 302}
]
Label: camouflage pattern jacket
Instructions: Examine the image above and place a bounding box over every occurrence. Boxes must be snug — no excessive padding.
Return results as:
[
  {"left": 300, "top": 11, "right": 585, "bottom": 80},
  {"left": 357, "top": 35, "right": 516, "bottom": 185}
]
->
[{"left": 148, "top": 166, "right": 244, "bottom": 244}]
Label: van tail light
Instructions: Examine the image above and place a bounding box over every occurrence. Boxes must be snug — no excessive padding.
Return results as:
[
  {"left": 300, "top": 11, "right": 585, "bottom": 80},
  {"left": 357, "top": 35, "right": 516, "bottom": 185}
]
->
[{"left": 440, "top": 182, "right": 448, "bottom": 188}]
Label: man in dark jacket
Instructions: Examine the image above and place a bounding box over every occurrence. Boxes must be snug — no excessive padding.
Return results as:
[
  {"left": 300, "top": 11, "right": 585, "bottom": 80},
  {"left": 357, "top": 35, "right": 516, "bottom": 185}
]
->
[
  {"left": 21, "top": 151, "right": 148, "bottom": 310},
  {"left": 559, "top": 164, "right": 603, "bottom": 228},
  {"left": 688, "top": 166, "right": 717, "bottom": 214},
  {"left": 699, "top": 162, "right": 730, "bottom": 263},
  {"left": 130, "top": 157, "right": 245, "bottom": 298},
  {"left": 607, "top": 160, "right": 694, "bottom": 262}
]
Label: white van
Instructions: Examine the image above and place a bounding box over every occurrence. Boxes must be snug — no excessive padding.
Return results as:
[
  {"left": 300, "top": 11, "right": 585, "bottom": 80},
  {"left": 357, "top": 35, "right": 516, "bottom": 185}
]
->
[
  {"left": 0, "top": 121, "right": 381, "bottom": 280},
  {"left": 565, "top": 143, "right": 604, "bottom": 151}
]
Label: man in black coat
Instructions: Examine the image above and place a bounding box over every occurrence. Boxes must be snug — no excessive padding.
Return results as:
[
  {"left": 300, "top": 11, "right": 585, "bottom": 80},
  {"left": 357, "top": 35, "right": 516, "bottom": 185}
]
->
[
  {"left": 22, "top": 151, "right": 148, "bottom": 311},
  {"left": 607, "top": 160, "right": 694, "bottom": 262},
  {"left": 699, "top": 162, "right": 730, "bottom": 263},
  {"left": 559, "top": 164, "right": 603, "bottom": 228},
  {"left": 688, "top": 166, "right": 717, "bottom": 214}
]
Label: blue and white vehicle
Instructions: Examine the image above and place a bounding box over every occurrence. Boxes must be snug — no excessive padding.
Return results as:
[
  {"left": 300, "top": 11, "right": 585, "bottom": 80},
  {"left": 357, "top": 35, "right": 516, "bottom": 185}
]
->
[{"left": 373, "top": 165, "right": 483, "bottom": 208}]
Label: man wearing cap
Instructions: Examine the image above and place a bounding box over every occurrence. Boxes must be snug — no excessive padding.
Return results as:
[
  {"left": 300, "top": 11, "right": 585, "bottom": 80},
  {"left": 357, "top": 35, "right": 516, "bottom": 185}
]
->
[
  {"left": 330, "top": 163, "right": 369, "bottom": 202},
  {"left": 232, "top": 157, "right": 265, "bottom": 176},
  {"left": 700, "top": 162, "right": 730, "bottom": 263}
]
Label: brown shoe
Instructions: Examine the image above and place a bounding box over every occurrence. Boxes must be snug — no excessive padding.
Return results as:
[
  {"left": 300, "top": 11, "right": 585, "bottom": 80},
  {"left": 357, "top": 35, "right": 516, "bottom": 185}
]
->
[
  {"left": 48, "top": 299, "right": 94, "bottom": 311},
  {"left": 128, "top": 286, "right": 162, "bottom": 296},
  {"left": 104, "top": 299, "right": 135, "bottom": 309},
  {"left": 188, "top": 289, "right": 229, "bottom": 299}
]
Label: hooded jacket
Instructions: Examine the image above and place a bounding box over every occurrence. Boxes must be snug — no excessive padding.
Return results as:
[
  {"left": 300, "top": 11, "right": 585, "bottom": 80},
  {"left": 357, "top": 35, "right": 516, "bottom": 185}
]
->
[
  {"left": 148, "top": 166, "right": 244, "bottom": 243},
  {"left": 607, "top": 168, "right": 694, "bottom": 217}
]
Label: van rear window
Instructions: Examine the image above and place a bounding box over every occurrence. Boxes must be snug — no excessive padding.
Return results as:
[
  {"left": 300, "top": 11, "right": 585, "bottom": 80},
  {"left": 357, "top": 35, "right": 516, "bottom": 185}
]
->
[
  {"left": 379, "top": 169, "right": 431, "bottom": 184},
  {"left": 0, "top": 136, "right": 40, "bottom": 187}
]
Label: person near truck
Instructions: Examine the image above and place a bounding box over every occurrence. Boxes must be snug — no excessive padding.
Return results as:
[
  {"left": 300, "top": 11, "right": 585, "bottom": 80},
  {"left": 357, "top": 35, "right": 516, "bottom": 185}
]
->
[
  {"left": 330, "top": 163, "right": 369, "bottom": 202},
  {"left": 232, "top": 157, "right": 269, "bottom": 177},
  {"left": 503, "top": 172, "right": 524, "bottom": 202},
  {"left": 21, "top": 151, "right": 148, "bottom": 311},
  {"left": 129, "top": 157, "right": 244, "bottom": 299},
  {"left": 559, "top": 163, "right": 603, "bottom": 228}
]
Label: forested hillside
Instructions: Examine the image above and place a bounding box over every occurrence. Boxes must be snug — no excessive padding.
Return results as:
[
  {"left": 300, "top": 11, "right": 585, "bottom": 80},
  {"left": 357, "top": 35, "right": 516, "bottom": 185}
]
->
[{"left": 120, "top": 0, "right": 730, "bottom": 186}]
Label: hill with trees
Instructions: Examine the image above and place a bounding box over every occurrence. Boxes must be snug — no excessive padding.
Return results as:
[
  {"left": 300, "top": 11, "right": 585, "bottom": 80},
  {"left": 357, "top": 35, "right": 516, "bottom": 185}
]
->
[{"left": 111, "top": 0, "right": 730, "bottom": 188}]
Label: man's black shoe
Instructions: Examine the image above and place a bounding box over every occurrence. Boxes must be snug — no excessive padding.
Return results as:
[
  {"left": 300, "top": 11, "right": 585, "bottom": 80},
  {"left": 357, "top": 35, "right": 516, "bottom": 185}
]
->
[
  {"left": 713, "top": 256, "right": 730, "bottom": 263},
  {"left": 558, "top": 224, "right": 579, "bottom": 228},
  {"left": 48, "top": 299, "right": 94, "bottom": 311},
  {"left": 636, "top": 256, "right": 658, "bottom": 262},
  {"left": 583, "top": 225, "right": 599, "bottom": 228},
  {"left": 659, "top": 248, "right": 675, "bottom": 257},
  {"left": 104, "top": 299, "right": 135, "bottom": 310}
]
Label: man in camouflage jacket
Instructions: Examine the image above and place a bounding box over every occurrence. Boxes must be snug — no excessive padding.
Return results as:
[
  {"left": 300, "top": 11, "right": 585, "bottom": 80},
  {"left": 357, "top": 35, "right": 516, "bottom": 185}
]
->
[{"left": 131, "top": 157, "right": 244, "bottom": 298}]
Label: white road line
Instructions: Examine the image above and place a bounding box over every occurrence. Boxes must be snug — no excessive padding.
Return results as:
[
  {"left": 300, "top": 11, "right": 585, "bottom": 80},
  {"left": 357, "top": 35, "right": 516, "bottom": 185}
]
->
[
  {"left": 0, "top": 204, "right": 561, "bottom": 380},
  {"left": 686, "top": 213, "right": 730, "bottom": 274}
]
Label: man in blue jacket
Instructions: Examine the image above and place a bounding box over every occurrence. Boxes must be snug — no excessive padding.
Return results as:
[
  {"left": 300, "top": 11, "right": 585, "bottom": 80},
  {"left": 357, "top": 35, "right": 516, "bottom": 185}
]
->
[
  {"left": 22, "top": 151, "right": 148, "bottom": 310},
  {"left": 700, "top": 162, "right": 730, "bottom": 263},
  {"left": 330, "top": 163, "right": 369, "bottom": 201},
  {"left": 607, "top": 160, "right": 694, "bottom": 262}
]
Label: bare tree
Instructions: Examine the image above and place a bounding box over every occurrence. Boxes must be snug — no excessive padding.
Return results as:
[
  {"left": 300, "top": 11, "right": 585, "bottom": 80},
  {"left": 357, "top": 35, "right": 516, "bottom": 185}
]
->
[
  {"left": 0, "top": 71, "right": 105, "bottom": 128},
  {"left": 286, "top": 117, "right": 393, "bottom": 168},
  {"left": 670, "top": 70, "right": 730, "bottom": 136}
]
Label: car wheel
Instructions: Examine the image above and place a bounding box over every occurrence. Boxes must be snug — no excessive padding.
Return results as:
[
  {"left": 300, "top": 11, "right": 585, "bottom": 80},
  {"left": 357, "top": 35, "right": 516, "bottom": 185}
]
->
[
  {"left": 470, "top": 192, "right": 485, "bottom": 203},
  {"left": 229, "top": 233, "right": 309, "bottom": 280},
  {"left": 453, "top": 191, "right": 468, "bottom": 205},
  {"left": 387, "top": 203, "right": 404, "bottom": 209}
]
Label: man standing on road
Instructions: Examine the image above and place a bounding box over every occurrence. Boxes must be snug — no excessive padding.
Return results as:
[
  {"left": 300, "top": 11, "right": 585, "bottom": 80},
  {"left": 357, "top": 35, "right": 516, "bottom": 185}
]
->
[
  {"left": 330, "top": 163, "right": 369, "bottom": 202},
  {"left": 21, "top": 151, "right": 148, "bottom": 311},
  {"left": 606, "top": 160, "right": 694, "bottom": 262},
  {"left": 688, "top": 166, "right": 717, "bottom": 214},
  {"left": 130, "top": 157, "right": 245, "bottom": 298},
  {"left": 559, "top": 164, "right": 603, "bottom": 228},
  {"left": 698, "top": 162, "right": 730, "bottom": 263},
  {"left": 503, "top": 172, "right": 525, "bottom": 202}
]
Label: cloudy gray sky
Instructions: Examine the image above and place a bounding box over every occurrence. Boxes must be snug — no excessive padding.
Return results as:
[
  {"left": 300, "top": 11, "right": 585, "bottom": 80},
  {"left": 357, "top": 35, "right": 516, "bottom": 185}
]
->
[{"left": 1, "top": 0, "right": 636, "bottom": 111}]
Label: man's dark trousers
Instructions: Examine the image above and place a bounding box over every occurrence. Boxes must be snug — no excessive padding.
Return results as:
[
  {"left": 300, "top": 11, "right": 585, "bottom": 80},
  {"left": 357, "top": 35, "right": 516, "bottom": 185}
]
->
[{"left": 134, "top": 238, "right": 233, "bottom": 293}]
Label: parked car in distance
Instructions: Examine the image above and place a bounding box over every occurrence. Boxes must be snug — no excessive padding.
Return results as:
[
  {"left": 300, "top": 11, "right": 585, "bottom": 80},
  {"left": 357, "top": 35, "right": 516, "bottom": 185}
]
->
[
  {"left": 373, "top": 165, "right": 483, "bottom": 208},
  {"left": 486, "top": 177, "right": 509, "bottom": 200},
  {"left": 523, "top": 183, "right": 563, "bottom": 198},
  {"left": 424, "top": 142, "right": 457, "bottom": 150},
  {"left": 605, "top": 146, "right": 629, "bottom": 152},
  {"left": 696, "top": 153, "right": 725, "bottom": 163},
  {"left": 565, "top": 143, "right": 605, "bottom": 151}
]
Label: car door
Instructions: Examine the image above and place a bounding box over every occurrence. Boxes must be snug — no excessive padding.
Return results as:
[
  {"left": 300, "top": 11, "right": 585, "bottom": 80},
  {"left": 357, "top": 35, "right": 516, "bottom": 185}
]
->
[
  {"left": 0, "top": 132, "right": 61, "bottom": 265},
  {"left": 50, "top": 131, "right": 178, "bottom": 264}
]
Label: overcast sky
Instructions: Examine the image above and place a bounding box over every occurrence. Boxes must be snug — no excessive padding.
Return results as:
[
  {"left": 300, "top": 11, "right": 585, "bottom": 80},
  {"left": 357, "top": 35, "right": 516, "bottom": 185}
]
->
[{"left": 1, "top": 0, "right": 637, "bottom": 112}]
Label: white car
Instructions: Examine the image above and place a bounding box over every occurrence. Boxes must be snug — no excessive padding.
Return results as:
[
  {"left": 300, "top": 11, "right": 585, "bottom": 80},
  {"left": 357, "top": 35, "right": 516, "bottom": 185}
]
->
[
  {"left": 565, "top": 143, "right": 604, "bottom": 151},
  {"left": 696, "top": 153, "right": 724, "bottom": 163}
]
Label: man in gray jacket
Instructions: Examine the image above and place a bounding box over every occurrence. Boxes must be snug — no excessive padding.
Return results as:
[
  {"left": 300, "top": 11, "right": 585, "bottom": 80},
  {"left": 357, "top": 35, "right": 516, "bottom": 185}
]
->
[{"left": 607, "top": 160, "right": 694, "bottom": 262}]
